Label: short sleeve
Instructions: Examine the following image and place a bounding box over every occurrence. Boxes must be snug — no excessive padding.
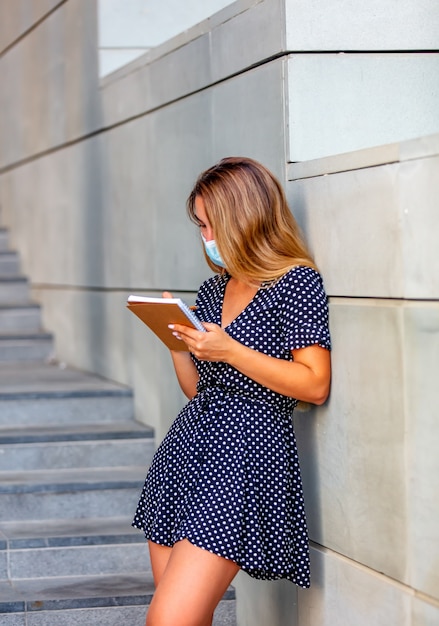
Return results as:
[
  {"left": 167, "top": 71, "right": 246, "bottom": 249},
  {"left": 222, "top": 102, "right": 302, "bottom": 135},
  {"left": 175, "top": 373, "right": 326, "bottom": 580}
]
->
[{"left": 279, "top": 266, "right": 331, "bottom": 352}]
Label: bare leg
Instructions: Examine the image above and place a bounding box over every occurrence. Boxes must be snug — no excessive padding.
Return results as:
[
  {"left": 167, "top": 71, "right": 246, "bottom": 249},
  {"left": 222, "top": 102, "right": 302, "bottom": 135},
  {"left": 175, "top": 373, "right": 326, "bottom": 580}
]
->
[
  {"left": 146, "top": 539, "right": 239, "bottom": 626},
  {"left": 148, "top": 541, "right": 172, "bottom": 587}
]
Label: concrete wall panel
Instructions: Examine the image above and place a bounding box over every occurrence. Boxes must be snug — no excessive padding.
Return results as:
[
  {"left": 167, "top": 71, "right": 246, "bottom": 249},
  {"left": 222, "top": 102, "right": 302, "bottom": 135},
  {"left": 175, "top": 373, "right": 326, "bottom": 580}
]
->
[
  {"left": 101, "top": 0, "right": 284, "bottom": 130},
  {"left": 212, "top": 59, "right": 287, "bottom": 178},
  {"left": 287, "top": 143, "right": 439, "bottom": 299},
  {"left": 0, "top": 0, "right": 100, "bottom": 168},
  {"left": 1, "top": 1, "right": 438, "bottom": 625},
  {"left": 0, "top": 0, "right": 63, "bottom": 52},
  {"left": 285, "top": 0, "right": 439, "bottom": 51},
  {"left": 404, "top": 305, "right": 439, "bottom": 600},
  {"left": 211, "top": 0, "right": 283, "bottom": 80},
  {"left": 287, "top": 53, "right": 439, "bottom": 161},
  {"left": 2, "top": 60, "right": 287, "bottom": 292},
  {"left": 400, "top": 156, "right": 439, "bottom": 299},
  {"left": 298, "top": 545, "right": 413, "bottom": 626},
  {"left": 295, "top": 300, "right": 408, "bottom": 582},
  {"left": 234, "top": 573, "right": 298, "bottom": 626},
  {"left": 1, "top": 140, "right": 107, "bottom": 287},
  {"left": 412, "top": 597, "right": 439, "bottom": 626},
  {"left": 288, "top": 164, "right": 403, "bottom": 298}
]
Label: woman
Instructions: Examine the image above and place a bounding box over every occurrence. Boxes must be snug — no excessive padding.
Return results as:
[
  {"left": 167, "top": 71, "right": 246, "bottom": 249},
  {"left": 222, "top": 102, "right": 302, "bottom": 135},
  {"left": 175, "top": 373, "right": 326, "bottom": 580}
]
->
[{"left": 133, "top": 157, "right": 331, "bottom": 626}]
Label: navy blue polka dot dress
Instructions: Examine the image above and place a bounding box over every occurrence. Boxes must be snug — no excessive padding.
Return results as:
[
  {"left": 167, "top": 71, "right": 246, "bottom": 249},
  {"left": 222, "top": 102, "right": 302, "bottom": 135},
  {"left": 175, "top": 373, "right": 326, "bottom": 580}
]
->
[{"left": 132, "top": 265, "right": 331, "bottom": 588}]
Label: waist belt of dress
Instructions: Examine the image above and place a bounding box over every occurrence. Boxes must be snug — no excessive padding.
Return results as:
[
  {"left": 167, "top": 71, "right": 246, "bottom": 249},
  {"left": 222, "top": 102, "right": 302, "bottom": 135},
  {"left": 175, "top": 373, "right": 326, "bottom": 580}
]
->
[{"left": 196, "top": 385, "right": 295, "bottom": 416}]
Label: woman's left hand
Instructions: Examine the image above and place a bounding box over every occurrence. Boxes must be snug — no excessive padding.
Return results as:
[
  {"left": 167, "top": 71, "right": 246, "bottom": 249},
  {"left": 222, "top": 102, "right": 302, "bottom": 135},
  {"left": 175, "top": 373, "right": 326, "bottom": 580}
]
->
[{"left": 169, "top": 323, "right": 233, "bottom": 362}]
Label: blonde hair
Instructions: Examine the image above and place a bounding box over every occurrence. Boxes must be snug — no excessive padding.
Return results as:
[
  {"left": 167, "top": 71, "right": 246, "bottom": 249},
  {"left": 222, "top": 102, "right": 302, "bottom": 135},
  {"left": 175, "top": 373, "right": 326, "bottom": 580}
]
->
[{"left": 187, "top": 157, "right": 318, "bottom": 285}]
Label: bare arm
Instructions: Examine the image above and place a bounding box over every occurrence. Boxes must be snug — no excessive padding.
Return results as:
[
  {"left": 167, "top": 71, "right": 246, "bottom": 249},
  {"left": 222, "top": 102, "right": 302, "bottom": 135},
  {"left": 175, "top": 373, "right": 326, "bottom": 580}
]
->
[
  {"left": 169, "top": 322, "right": 331, "bottom": 404},
  {"left": 168, "top": 350, "right": 199, "bottom": 399}
]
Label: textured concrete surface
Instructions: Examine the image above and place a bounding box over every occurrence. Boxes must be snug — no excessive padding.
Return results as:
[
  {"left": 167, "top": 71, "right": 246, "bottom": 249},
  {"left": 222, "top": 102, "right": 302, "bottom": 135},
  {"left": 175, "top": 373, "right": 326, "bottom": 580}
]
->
[{"left": 0, "top": 1, "right": 437, "bottom": 625}]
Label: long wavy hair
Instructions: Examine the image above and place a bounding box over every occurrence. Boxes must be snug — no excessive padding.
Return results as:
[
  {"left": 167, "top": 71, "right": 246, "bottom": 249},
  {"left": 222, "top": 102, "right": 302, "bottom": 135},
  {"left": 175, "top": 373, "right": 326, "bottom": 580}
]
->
[{"left": 187, "top": 156, "right": 318, "bottom": 285}]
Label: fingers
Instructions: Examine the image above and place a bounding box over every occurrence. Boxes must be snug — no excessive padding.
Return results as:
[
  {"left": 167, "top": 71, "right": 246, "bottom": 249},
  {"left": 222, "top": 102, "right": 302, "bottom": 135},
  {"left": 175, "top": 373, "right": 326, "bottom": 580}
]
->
[
  {"left": 168, "top": 324, "right": 195, "bottom": 349},
  {"left": 169, "top": 324, "right": 208, "bottom": 356},
  {"left": 162, "top": 291, "right": 173, "bottom": 299}
]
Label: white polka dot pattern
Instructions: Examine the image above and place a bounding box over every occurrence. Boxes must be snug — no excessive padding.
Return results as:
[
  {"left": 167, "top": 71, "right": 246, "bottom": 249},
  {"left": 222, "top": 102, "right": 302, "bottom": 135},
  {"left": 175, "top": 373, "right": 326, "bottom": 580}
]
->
[{"left": 132, "top": 266, "right": 331, "bottom": 588}]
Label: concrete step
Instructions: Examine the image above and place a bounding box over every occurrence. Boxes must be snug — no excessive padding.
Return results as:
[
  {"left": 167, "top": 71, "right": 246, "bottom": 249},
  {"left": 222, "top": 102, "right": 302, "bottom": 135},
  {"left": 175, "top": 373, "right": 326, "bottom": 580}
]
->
[
  {"left": 0, "top": 251, "right": 20, "bottom": 277},
  {"left": 0, "top": 304, "right": 42, "bottom": 332},
  {"left": 0, "top": 517, "right": 149, "bottom": 581},
  {"left": 0, "top": 422, "right": 154, "bottom": 470},
  {"left": 0, "top": 573, "right": 154, "bottom": 626},
  {"left": 0, "top": 574, "right": 236, "bottom": 626},
  {"left": 0, "top": 362, "right": 135, "bottom": 426},
  {"left": 0, "top": 466, "right": 146, "bottom": 521},
  {"left": 0, "top": 516, "right": 143, "bottom": 550},
  {"left": 1, "top": 530, "right": 150, "bottom": 581},
  {"left": 0, "top": 277, "right": 30, "bottom": 304},
  {"left": 0, "top": 332, "right": 54, "bottom": 362},
  {"left": 0, "top": 517, "right": 236, "bottom": 625},
  {"left": 0, "top": 229, "right": 8, "bottom": 252}
]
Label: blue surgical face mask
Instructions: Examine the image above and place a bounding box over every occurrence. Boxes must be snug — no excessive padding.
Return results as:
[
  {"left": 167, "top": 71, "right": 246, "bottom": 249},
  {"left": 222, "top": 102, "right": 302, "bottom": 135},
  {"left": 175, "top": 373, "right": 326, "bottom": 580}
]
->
[{"left": 201, "top": 235, "right": 226, "bottom": 268}]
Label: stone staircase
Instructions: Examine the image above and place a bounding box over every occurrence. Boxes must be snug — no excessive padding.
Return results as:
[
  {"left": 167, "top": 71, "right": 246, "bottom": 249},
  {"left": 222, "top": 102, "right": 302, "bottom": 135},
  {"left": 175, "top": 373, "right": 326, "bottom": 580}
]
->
[{"left": 0, "top": 228, "right": 236, "bottom": 625}]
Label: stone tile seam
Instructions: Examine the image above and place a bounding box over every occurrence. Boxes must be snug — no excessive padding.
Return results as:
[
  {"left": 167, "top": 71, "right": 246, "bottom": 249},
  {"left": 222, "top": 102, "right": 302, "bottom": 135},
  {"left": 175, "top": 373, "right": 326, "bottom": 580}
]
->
[
  {"left": 0, "top": 389, "right": 133, "bottom": 400},
  {"left": 99, "top": 0, "right": 264, "bottom": 84},
  {"left": 104, "top": 47, "right": 439, "bottom": 89},
  {"left": 22, "top": 288, "right": 439, "bottom": 304},
  {"left": 6, "top": 535, "right": 144, "bottom": 550},
  {"left": 2, "top": 47, "right": 438, "bottom": 178},
  {"left": 288, "top": 151, "right": 438, "bottom": 181},
  {"left": 30, "top": 283, "right": 199, "bottom": 295},
  {"left": 0, "top": 588, "right": 154, "bottom": 614},
  {"left": 0, "top": 480, "right": 144, "bottom": 495},
  {"left": 328, "top": 297, "right": 439, "bottom": 306},
  {"left": 310, "top": 541, "right": 439, "bottom": 608},
  {"left": 0, "top": 0, "right": 68, "bottom": 60},
  {"left": 0, "top": 51, "right": 288, "bottom": 177}
]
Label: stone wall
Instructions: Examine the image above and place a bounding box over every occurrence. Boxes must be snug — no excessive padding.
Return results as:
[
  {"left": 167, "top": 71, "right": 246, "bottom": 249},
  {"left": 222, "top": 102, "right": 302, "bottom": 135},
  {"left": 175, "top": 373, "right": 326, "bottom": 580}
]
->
[
  {"left": 289, "top": 137, "right": 439, "bottom": 625},
  {"left": 0, "top": 0, "right": 438, "bottom": 624}
]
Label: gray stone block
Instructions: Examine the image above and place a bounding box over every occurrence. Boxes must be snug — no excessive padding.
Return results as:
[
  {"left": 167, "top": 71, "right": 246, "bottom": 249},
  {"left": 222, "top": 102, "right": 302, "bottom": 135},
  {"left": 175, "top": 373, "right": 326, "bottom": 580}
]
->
[
  {"left": 0, "top": 252, "right": 20, "bottom": 277},
  {"left": 8, "top": 542, "right": 150, "bottom": 579},
  {"left": 0, "top": 549, "right": 7, "bottom": 580},
  {"left": 0, "top": 516, "right": 141, "bottom": 547},
  {"left": 0, "top": 478, "right": 144, "bottom": 521},
  {"left": 0, "top": 305, "right": 42, "bottom": 333},
  {"left": 0, "top": 615, "right": 25, "bottom": 626},
  {"left": 24, "top": 598, "right": 237, "bottom": 626},
  {"left": 295, "top": 300, "right": 407, "bottom": 581},
  {"left": 0, "top": 230, "right": 9, "bottom": 252},
  {"left": 285, "top": 0, "right": 439, "bottom": 50},
  {"left": 287, "top": 53, "right": 439, "bottom": 161},
  {"left": 403, "top": 304, "right": 439, "bottom": 600},
  {"left": 26, "top": 606, "right": 148, "bottom": 626},
  {"left": 0, "top": 396, "right": 135, "bottom": 426},
  {"left": 0, "top": 335, "right": 54, "bottom": 363},
  {"left": 288, "top": 139, "right": 439, "bottom": 300},
  {"left": 0, "top": 421, "right": 153, "bottom": 471},
  {"left": 412, "top": 596, "right": 439, "bottom": 626},
  {"left": 0, "top": 279, "right": 29, "bottom": 304},
  {"left": 0, "top": 571, "right": 154, "bottom": 606},
  {"left": 297, "top": 544, "right": 412, "bottom": 626},
  {"left": 213, "top": 599, "right": 238, "bottom": 626},
  {"left": 0, "top": 362, "right": 135, "bottom": 426}
]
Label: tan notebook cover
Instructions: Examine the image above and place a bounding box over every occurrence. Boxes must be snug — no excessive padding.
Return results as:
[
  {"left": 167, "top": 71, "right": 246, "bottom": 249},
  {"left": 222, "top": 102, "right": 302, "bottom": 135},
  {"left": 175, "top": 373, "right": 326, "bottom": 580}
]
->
[{"left": 126, "top": 296, "right": 205, "bottom": 351}]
